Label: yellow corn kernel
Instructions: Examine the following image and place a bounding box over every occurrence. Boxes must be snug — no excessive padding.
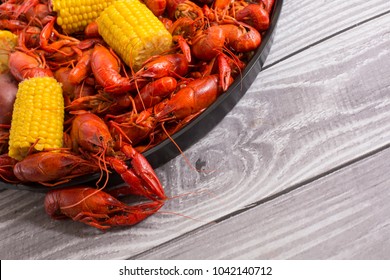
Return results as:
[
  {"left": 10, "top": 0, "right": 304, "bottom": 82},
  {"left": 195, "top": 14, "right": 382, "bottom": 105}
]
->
[
  {"left": 8, "top": 77, "right": 64, "bottom": 161},
  {"left": 97, "top": 0, "right": 173, "bottom": 71},
  {"left": 0, "top": 30, "right": 18, "bottom": 73},
  {"left": 52, "top": 0, "right": 116, "bottom": 34}
]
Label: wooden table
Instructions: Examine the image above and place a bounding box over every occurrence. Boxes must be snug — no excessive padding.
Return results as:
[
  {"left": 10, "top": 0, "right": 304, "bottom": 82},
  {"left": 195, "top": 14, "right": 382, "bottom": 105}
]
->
[{"left": 1, "top": 0, "right": 390, "bottom": 260}]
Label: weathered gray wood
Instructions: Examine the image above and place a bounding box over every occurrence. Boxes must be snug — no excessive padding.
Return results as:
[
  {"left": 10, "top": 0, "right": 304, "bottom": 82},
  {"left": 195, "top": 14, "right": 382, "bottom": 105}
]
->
[
  {"left": 1, "top": 0, "right": 390, "bottom": 259},
  {"left": 264, "top": 0, "right": 390, "bottom": 66},
  {"left": 136, "top": 147, "right": 390, "bottom": 260}
]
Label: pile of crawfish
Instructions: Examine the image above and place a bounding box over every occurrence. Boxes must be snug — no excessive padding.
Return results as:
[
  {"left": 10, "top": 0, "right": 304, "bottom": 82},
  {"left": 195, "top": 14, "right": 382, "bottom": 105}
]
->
[{"left": 0, "top": 0, "right": 275, "bottom": 230}]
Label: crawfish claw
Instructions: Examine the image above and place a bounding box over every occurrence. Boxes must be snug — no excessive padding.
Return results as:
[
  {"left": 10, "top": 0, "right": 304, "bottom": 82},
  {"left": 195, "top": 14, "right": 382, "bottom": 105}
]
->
[
  {"left": 105, "top": 200, "right": 164, "bottom": 228},
  {"left": 108, "top": 144, "right": 166, "bottom": 201}
]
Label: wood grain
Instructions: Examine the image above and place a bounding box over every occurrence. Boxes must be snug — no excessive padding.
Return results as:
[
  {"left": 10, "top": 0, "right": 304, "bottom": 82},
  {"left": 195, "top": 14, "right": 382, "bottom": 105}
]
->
[
  {"left": 264, "top": 0, "right": 390, "bottom": 66},
  {"left": 136, "top": 148, "right": 390, "bottom": 259},
  {"left": 1, "top": 0, "right": 390, "bottom": 259}
]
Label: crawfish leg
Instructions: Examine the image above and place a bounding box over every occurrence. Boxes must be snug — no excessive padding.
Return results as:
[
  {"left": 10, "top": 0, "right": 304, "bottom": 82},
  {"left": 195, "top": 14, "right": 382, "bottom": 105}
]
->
[
  {"left": 103, "top": 201, "right": 164, "bottom": 227},
  {"left": 72, "top": 212, "right": 111, "bottom": 230},
  {"left": 0, "top": 154, "right": 19, "bottom": 183}
]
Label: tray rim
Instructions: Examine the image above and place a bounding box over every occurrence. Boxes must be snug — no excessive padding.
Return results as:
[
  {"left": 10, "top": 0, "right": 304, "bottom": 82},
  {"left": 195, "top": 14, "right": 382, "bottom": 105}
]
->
[{"left": 0, "top": 0, "right": 284, "bottom": 193}]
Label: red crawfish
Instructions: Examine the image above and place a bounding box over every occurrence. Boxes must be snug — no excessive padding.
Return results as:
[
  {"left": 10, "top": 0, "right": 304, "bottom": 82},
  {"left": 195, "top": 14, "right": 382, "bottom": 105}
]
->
[
  {"left": 91, "top": 44, "right": 189, "bottom": 95},
  {"left": 11, "top": 151, "right": 99, "bottom": 186},
  {"left": 90, "top": 45, "right": 184, "bottom": 94},
  {"left": 219, "top": 22, "right": 262, "bottom": 52},
  {"left": 41, "top": 112, "right": 167, "bottom": 230},
  {"left": 8, "top": 50, "right": 53, "bottom": 81},
  {"left": 70, "top": 112, "right": 166, "bottom": 201},
  {"left": 44, "top": 186, "right": 164, "bottom": 230},
  {"left": 134, "top": 53, "right": 190, "bottom": 80},
  {"left": 54, "top": 67, "right": 95, "bottom": 102},
  {"left": 90, "top": 44, "right": 134, "bottom": 94},
  {"left": 233, "top": 3, "right": 270, "bottom": 31},
  {"left": 39, "top": 17, "right": 80, "bottom": 54},
  {"left": 166, "top": 0, "right": 204, "bottom": 21},
  {"left": 66, "top": 76, "right": 178, "bottom": 115},
  {"left": 142, "top": 0, "right": 167, "bottom": 17},
  {"left": 108, "top": 74, "right": 230, "bottom": 146}
]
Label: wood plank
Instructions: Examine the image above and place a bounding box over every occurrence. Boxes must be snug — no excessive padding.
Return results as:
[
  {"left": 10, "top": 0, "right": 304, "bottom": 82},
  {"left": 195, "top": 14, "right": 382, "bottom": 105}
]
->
[
  {"left": 264, "top": 0, "right": 390, "bottom": 66},
  {"left": 1, "top": 1, "right": 390, "bottom": 259},
  {"left": 136, "top": 147, "right": 390, "bottom": 259}
]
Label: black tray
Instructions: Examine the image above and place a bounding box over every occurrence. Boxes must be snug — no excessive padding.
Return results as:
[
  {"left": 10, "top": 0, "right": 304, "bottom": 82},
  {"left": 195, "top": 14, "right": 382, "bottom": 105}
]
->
[{"left": 0, "top": 0, "right": 283, "bottom": 192}]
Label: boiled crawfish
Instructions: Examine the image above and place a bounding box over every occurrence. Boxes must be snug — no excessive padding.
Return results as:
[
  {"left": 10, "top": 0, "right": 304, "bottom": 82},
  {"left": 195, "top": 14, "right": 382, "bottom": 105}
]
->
[
  {"left": 108, "top": 74, "right": 230, "bottom": 147},
  {"left": 70, "top": 112, "right": 166, "bottom": 201},
  {"left": 8, "top": 50, "right": 53, "bottom": 81},
  {"left": 44, "top": 186, "right": 164, "bottom": 230},
  {"left": 38, "top": 112, "right": 167, "bottom": 230},
  {"left": 12, "top": 151, "right": 99, "bottom": 186}
]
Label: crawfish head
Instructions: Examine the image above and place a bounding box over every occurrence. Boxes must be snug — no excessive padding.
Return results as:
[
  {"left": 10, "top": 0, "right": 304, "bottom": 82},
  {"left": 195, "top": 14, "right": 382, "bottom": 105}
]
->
[{"left": 70, "top": 112, "right": 115, "bottom": 156}]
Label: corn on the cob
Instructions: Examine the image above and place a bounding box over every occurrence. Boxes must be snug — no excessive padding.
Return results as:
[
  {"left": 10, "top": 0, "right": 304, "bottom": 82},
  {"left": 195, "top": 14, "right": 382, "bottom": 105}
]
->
[
  {"left": 8, "top": 77, "right": 64, "bottom": 161},
  {"left": 52, "top": 0, "right": 116, "bottom": 34},
  {"left": 97, "top": 0, "right": 173, "bottom": 71},
  {"left": 0, "top": 30, "right": 18, "bottom": 73}
]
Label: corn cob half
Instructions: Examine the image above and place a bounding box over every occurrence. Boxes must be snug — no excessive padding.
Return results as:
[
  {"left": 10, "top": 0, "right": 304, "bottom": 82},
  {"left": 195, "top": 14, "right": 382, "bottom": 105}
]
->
[
  {"left": 52, "top": 0, "right": 116, "bottom": 34},
  {"left": 97, "top": 0, "right": 173, "bottom": 71},
  {"left": 8, "top": 77, "right": 64, "bottom": 161}
]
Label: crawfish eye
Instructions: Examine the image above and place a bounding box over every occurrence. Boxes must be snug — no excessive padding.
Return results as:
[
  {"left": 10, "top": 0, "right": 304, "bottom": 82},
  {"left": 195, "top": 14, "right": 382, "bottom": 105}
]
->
[{"left": 99, "top": 136, "right": 104, "bottom": 142}]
